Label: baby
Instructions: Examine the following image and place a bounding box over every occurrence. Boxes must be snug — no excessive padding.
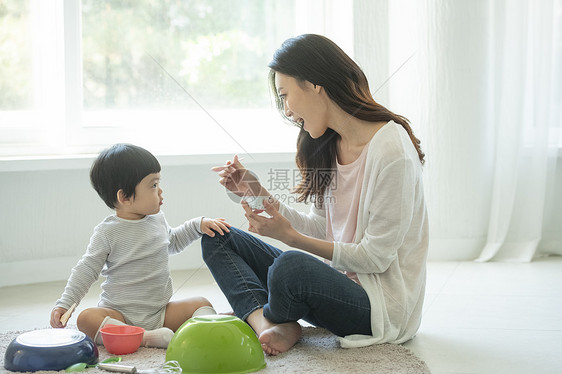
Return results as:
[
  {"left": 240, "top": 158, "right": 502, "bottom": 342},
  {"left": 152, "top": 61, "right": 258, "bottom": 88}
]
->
[{"left": 50, "top": 143, "right": 230, "bottom": 348}]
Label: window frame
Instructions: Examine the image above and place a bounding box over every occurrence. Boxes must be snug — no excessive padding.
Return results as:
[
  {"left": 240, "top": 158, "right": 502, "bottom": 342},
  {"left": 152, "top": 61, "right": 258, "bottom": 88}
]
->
[{"left": 0, "top": 0, "right": 354, "bottom": 158}]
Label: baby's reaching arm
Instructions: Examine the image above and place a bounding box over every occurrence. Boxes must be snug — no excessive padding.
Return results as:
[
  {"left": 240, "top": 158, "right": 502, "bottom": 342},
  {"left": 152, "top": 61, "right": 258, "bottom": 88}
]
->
[
  {"left": 167, "top": 216, "right": 231, "bottom": 254},
  {"left": 199, "top": 217, "right": 231, "bottom": 237}
]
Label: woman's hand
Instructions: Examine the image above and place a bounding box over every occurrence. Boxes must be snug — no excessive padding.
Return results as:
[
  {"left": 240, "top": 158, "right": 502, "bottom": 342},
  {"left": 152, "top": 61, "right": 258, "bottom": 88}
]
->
[
  {"left": 243, "top": 199, "right": 297, "bottom": 244},
  {"left": 50, "top": 307, "right": 68, "bottom": 328},
  {"left": 211, "top": 155, "right": 266, "bottom": 198},
  {"left": 200, "top": 218, "right": 231, "bottom": 237},
  {"left": 244, "top": 199, "right": 335, "bottom": 260}
]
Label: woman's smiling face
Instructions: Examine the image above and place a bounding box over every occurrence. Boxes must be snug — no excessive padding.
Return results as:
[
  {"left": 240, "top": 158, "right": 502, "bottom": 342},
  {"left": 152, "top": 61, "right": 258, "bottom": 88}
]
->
[{"left": 274, "top": 72, "right": 328, "bottom": 139}]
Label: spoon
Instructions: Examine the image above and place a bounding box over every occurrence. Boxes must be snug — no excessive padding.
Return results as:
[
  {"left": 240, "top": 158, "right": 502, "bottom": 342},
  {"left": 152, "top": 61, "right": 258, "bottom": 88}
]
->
[{"left": 66, "top": 357, "right": 122, "bottom": 372}]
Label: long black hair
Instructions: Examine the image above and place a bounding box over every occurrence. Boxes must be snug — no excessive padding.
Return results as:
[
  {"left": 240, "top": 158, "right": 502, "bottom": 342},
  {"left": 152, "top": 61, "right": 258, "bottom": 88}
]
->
[{"left": 268, "top": 34, "right": 424, "bottom": 204}]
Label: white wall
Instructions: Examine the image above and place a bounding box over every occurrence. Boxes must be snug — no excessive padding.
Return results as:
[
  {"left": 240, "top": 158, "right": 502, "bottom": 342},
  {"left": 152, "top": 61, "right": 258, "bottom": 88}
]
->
[
  {"left": 2, "top": 150, "right": 561, "bottom": 288},
  {"left": 2, "top": 1, "right": 561, "bottom": 287},
  {"left": 0, "top": 153, "right": 304, "bottom": 287}
]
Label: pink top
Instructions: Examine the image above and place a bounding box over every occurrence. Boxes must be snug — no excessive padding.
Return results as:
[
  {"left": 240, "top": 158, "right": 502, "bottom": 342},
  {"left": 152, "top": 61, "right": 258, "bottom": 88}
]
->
[{"left": 326, "top": 141, "right": 371, "bottom": 283}]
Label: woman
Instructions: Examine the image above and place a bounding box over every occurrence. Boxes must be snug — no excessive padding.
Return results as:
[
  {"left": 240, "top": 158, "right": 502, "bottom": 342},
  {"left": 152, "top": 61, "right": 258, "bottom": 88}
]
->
[{"left": 203, "top": 34, "right": 428, "bottom": 356}]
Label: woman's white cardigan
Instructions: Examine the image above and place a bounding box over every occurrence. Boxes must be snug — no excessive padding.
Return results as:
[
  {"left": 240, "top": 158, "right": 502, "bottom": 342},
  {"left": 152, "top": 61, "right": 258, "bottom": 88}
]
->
[{"left": 279, "top": 121, "right": 429, "bottom": 348}]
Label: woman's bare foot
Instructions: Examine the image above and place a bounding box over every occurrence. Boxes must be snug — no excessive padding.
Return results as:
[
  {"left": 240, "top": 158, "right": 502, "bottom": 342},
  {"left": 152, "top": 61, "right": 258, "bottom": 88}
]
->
[
  {"left": 247, "top": 308, "right": 302, "bottom": 355},
  {"left": 258, "top": 322, "right": 302, "bottom": 356}
]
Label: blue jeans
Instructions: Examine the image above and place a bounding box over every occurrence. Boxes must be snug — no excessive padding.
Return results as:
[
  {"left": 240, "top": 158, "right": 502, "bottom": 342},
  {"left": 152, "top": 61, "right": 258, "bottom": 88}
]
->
[{"left": 201, "top": 227, "right": 372, "bottom": 337}]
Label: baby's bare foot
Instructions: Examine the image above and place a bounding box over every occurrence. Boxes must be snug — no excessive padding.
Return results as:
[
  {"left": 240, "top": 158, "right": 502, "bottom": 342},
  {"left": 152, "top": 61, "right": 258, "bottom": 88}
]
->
[{"left": 258, "top": 322, "right": 302, "bottom": 356}]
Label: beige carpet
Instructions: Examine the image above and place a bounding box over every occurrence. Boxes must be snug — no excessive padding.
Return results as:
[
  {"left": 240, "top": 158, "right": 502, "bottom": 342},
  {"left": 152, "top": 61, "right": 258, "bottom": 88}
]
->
[{"left": 0, "top": 327, "right": 430, "bottom": 373}]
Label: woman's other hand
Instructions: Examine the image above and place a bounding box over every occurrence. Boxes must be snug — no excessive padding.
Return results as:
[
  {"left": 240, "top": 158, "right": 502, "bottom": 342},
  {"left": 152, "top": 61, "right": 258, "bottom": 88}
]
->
[
  {"left": 243, "top": 199, "right": 296, "bottom": 244},
  {"left": 211, "top": 155, "right": 265, "bottom": 197},
  {"left": 200, "top": 217, "right": 231, "bottom": 237}
]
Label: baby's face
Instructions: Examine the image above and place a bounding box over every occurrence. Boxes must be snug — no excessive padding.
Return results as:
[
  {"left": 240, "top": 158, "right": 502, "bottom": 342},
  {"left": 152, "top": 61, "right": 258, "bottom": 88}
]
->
[{"left": 130, "top": 173, "right": 163, "bottom": 217}]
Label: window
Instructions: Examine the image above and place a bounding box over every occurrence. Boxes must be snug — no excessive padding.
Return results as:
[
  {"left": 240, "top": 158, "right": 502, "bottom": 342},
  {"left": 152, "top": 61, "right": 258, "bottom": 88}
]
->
[
  {"left": 0, "top": 0, "right": 52, "bottom": 148},
  {"left": 0, "top": 0, "right": 32, "bottom": 111},
  {"left": 0, "top": 0, "right": 353, "bottom": 158}
]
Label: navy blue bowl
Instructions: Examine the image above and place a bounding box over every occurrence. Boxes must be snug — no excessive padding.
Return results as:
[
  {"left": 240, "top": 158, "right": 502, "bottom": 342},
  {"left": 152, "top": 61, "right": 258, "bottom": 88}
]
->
[{"left": 4, "top": 329, "right": 98, "bottom": 372}]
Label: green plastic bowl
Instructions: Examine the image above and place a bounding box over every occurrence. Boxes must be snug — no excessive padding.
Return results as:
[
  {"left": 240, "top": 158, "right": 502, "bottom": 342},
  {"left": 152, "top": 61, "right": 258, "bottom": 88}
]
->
[{"left": 166, "top": 315, "right": 266, "bottom": 374}]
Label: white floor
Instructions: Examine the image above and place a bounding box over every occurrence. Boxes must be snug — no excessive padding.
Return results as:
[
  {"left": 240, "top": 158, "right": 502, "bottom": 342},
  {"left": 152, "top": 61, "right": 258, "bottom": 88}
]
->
[{"left": 1, "top": 258, "right": 562, "bottom": 374}]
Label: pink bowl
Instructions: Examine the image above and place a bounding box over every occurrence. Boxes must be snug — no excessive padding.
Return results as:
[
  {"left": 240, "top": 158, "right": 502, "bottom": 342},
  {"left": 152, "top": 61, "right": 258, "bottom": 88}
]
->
[{"left": 100, "top": 325, "right": 144, "bottom": 355}]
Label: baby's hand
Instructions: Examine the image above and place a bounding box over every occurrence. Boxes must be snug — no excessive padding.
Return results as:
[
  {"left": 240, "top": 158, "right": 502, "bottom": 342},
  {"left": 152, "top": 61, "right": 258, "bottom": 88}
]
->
[
  {"left": 50, "top": 307, "right": 68, "bottom": 328},
  {"left": 200, "top": 218, "right": 231, "bottom": 237}
]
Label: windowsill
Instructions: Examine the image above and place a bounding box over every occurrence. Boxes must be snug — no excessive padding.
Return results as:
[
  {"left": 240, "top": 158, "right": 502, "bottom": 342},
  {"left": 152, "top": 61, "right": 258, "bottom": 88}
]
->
[
  {"left": 0, "top": 108, "right": 301, "bottom": 171},
  {"left": 0, "top": 151, "right": 296, "bottom": 172}
]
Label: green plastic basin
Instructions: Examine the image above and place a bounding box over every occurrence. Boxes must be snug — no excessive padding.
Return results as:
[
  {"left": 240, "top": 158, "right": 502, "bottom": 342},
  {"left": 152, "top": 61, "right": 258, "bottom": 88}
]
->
[{"left": 165, "top": 315, "right": 266, "bottom": 374}]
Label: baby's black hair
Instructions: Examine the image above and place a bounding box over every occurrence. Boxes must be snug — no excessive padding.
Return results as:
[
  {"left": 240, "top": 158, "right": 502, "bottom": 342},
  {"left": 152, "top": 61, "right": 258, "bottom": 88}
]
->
[{"left": 90, "top": 143, "right": 161, "bottom": 209}]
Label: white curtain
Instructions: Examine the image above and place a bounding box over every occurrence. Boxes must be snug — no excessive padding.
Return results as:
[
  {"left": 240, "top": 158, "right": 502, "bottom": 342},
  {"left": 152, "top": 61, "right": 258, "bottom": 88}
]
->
[
  {"left": 354, "top": 0, "right": 562, "bottom": 262},
  {"left": 477, "top": 0, "right": 561, "bottom": 261}
]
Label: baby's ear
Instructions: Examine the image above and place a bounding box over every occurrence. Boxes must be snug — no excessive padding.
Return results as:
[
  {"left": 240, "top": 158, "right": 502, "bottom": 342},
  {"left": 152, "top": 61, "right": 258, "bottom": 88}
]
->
[{"left": 116, "top": 189, "right": 132, "bottom": 206}]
